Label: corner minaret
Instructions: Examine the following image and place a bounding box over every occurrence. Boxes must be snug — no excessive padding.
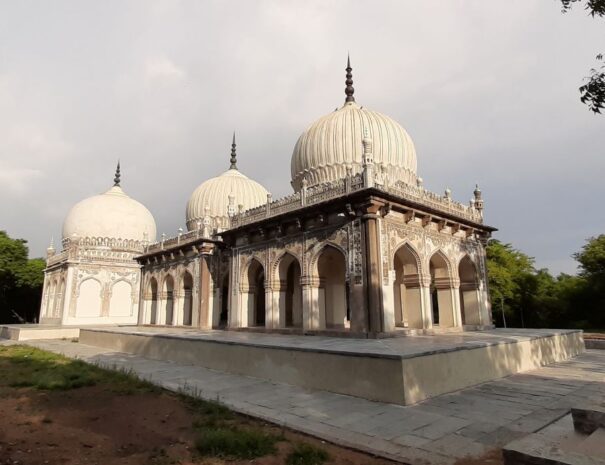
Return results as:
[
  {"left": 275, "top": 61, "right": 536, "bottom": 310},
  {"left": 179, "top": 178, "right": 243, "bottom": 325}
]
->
[
  {"left": 345, "top": 55, "right": 355, "bottom": 103},
  {"left": 113, "top": 161, "right": 121, "bottom": 186},
  {"left": 230, "top": 132, "right": 238, "bottom": 170}
]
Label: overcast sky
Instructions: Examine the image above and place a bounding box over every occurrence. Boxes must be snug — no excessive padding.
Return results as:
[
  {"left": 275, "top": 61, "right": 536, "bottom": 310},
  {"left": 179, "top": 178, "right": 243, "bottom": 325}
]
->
[{"left": 0, "top": 0, "right": 603, "bottom": 275}]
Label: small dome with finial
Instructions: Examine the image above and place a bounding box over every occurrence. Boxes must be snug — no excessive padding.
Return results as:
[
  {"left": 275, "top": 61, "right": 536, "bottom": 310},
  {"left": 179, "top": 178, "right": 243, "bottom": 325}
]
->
[
  {"left": 186, "top": 134, "right": 270, "bottom": 231},
  {"left": 62, "top": 162, "right": 156, "bottom": 242}
]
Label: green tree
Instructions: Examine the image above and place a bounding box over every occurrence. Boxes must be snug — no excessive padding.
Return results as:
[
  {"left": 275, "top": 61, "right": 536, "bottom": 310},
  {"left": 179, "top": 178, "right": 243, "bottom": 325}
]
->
[
  {"left": 486, "top": 239, "right": 535, "bottom": 327},
  {"left": 560, "top": 0, "right": 605, "bottom": 113},
  {"left": 0, "top": 231, "right": 45, "bottom": 323},
  {"left": 574, "top": 234, "right": 605, "bottom": 278}
]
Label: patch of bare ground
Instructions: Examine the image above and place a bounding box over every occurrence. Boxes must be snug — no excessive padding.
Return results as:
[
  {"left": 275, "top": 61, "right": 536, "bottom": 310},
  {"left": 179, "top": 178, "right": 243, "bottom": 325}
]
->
[{"left": 0, "top": 345, "right": 397, "bottom": 465}]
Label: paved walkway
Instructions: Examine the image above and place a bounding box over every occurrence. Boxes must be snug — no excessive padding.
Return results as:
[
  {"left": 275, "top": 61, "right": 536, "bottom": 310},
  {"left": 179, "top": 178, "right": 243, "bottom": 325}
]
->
[{"left": 3, "top": 339, "right": 604, "bottom": 465}]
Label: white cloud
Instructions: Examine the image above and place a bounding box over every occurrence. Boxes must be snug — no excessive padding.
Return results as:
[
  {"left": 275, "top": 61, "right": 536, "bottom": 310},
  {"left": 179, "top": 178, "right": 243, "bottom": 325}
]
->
[{"left": 144, "top": 56, "right": 186, "bottom": 83}]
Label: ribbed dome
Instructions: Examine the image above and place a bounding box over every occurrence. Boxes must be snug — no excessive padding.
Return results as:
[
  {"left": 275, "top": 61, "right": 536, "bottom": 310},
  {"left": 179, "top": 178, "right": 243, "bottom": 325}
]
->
[
  {"left": 291, "top": 101, "right": 418, "bottom": 191},
  {"left": 186, "top": 168, "right": 270, "bottom": 231},
  {"left": 62, "top": 185, "right": 156, "bottom": 242}
]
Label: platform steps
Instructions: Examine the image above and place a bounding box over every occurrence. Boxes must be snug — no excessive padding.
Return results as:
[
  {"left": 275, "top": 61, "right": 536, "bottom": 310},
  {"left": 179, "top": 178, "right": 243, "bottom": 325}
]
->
[{"left": 503, "top": 406, "right": 605, "bottom": 464}]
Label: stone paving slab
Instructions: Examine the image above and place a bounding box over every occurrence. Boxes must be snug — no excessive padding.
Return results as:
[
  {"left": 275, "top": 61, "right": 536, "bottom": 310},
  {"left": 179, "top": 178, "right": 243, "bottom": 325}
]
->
[{"left": 2, "top": 339, "right": 604, "bottom": 465}]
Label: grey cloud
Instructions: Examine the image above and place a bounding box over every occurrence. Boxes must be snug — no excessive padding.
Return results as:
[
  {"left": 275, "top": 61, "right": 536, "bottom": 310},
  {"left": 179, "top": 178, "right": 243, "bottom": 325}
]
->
[{"left": 0, "top": 0, "right": 602, "bottom": 275}]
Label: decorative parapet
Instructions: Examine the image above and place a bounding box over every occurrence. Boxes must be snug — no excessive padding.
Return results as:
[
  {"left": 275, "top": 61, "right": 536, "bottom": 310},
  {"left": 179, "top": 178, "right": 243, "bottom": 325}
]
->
[
  {"left": 230, "top": 170, "right": 482, "bottom": 228},
  {"left": 46, "top": 250, "right": 69, "bottom": 267},
  {"left": 144, "top": 227, "right": 214, "bottom": 254},
  {"left": 144, "top": 169, "right": 484, "bottom": 253}
]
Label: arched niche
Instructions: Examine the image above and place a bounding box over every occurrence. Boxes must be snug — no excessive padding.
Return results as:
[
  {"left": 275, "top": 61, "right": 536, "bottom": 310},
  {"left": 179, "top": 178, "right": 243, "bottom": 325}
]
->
[
  {"left": 243, "top": 258, "right": 265, "bottom": 327},
  {"left": 429, "top": 251, "right": 456, "bottom": 328},
  {"left": 459, "top": 255, "right": 481, "bottom": 325},
  {"left": 163, "top": 275, "right": 175, "bottom": 325},
  {"left": 109, "top": 280, "right": 132, "bottom": 317},
  {"left": 77, "top": 278, "right": 102, "bottom": 318},
  {"left": 315, "top": 245, "right": 348, "bottom": 330},
  {"left": 181, "top": 271, "right": 193, "bottom": 326},
  {"left": 275, "top": 253, "right": 302, "bottom": 328}
]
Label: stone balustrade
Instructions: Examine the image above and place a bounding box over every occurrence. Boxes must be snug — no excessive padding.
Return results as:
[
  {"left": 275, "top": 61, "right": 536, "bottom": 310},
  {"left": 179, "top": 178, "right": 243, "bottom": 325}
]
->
[{"left": 144, "top": 169, "right": 483, "bottom": 254}]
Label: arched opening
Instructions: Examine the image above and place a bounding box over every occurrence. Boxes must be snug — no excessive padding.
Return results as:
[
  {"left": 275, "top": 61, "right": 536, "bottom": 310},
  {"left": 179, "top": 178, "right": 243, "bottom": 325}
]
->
[
  {"left": 317, "top": 246, "right": 348, "bottom": 330},
  {"left": 219, "top": 273, "right": 229, "bottom": 328},
  {"left": 58, "top": 278, "right": 66, "bottom": 318},
  {"left": 48, "top": 280, "right": 57, "bottom": 318},
  {"left": 276, "top": 253, "right": 302, "bottom": 328},
  {"left": 182, "top": 272, "right": 193, "bottom": 326},
  {"left": 392, "top": 244, "right": 423, "bottom": 329},
  {"left": 459, "top": 256, "right": 481, "bottom": 325},
  {"left": 429, "top": 252, "right": 456, "bottom": 328},
  {"left": 149, "top": 278, "right": 158, "bottom": 324},
  {"left": 77, "top": 279, "right": 102, "bottom": 318},
  {"left": 164, "top": 275, "right": 175, "bottom": 325},
  {"left": 244, "top": 259, "right": 265, "bottom": 327},
  {"left": 109, "top": 280, "right": 132, "bottom": 317}
]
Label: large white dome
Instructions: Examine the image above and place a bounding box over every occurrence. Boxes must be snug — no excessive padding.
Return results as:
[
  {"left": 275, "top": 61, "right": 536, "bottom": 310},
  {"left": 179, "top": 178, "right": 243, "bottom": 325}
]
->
[
  {"left": 186, "top": 137, "right": 270, "bottom": 231},
  {"left": 290, "top": 59, "right": 418, "bottom": 192},
  {"left": 62, "top": 176, "right": 156, "bottom": 243}
]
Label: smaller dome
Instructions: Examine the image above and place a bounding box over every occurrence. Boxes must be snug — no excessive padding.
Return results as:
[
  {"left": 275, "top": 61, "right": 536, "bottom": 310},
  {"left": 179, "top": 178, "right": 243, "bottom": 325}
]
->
[
  {"left": 186, "top": 169, "right": 269, "bottom": 231},
  {"left": 62, "top": 166, "right": 156, "bottom": 242},
  {"left": 186, "top": 134, "right": 270, "bottom": 232}
]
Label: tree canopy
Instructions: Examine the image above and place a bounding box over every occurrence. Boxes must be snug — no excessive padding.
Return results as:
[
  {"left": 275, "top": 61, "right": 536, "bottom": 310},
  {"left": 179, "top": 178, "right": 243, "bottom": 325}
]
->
[
  {"left": 487, "top": 235, "right": 604, "bottom": 329},
  {"left": 0, "top": 231, "right": 45, "bottom": 323}
]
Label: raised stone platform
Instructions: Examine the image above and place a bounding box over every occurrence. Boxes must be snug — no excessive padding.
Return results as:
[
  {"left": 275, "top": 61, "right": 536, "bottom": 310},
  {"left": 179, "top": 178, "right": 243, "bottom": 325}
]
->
[
  {"left": 79, "top": 326, "right": 585, "bottom": 405},
  {"left": 0, "top": 324, "right": 81, "bottom": 341}
]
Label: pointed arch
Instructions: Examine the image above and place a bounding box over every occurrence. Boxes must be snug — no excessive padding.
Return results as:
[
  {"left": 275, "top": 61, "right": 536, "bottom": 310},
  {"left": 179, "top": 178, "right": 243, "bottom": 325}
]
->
[
  {"left": 392, "top": 242, "right": 424, "bottom": 329},
  {"left": 273, "top": 251, "right": 303, "bottom": 328},
  {"left": 458, "top": 255, "right": 481, "bottom": 325},
  {"left": 76, "top": 278, "right": 102, "bottom": 318},
  {"left": 313, "top": 243, "right": 348, "bottom": 330},
  {"left": 241, "top": 257, "right": 265, "bottom": 327},
  {"left": 109, "top": 279, "right": 133, "bottom": 317},
  {"left": 148, "top": 276, "right": 159, "bottom": 324},
  {"left": 180, "top": 270, "right": 194, "bottom": 326},
  {"left": 429, "top": 250, "right": 458, "bottom": 328},
  {"left": 162, "top": 274, "right": 175, "bottom": 325}
]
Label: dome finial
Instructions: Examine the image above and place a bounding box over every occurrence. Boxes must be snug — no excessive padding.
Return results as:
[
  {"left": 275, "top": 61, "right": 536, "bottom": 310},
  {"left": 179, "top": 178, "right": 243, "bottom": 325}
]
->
[
  {"left": 345, "top": 54, "right": 355, "bottom": 103},
  {"left": 230, "top": 132, "right": 238, "bottom": 170},
  {"left": 113, "top": 160, "right": 121, "bottom": 186}
]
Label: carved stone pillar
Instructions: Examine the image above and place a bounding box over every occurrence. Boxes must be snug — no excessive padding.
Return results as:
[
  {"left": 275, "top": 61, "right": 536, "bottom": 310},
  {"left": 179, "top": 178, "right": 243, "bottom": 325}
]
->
[
  {"left": 264, "top": 280, "right": 278, "bottom": 329},
  {"left": 301, "top": 276, "right": 319, "bottom": 331},
  {"left": 360, "top": 200, "right": 385, "bottom": 334},
  {"left": 198, "top": 248, "right": 212, "bottom": 329}
]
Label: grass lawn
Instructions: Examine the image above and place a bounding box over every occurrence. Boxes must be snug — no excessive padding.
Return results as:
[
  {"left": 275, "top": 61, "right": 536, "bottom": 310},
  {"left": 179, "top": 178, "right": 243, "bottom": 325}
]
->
[{"left": 0, "top": 344, "right": 396, "bottom": 465}]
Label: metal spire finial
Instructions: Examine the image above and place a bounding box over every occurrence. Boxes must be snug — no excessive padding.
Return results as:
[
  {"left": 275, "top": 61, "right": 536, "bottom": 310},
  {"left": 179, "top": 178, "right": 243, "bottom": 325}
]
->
[
  {"left": 113, "top": 161, "right": 121, "bottom": 186},
  {"left": 345, "top": 54, "right": 355, "bottom": 103},
  {"left": 230, "top": 132, "right": 238, "bottom": 169}
]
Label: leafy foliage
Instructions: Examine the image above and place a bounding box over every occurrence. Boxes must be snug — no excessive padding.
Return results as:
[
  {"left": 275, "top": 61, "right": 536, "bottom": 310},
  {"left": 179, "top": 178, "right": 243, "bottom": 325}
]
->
[
  {"left": 559, "top": 0, "right": 605, "bottom": 114},
  {"left": 561, "top": 0, "right": 605, "bottom": 16},
  {"left": 580, "top": 55, "right": 605, "bottom": 114},
  {"left": 0, "top": 231, "right": 45, "bottom": 323},
  {"left": 487, "top": 236, "right": 605, "bottom": 329}
]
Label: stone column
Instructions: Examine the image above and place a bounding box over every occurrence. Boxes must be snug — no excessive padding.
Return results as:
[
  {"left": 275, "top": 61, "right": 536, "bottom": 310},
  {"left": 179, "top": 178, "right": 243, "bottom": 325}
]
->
[
  {"left": 198, "top": 251, "right": 212, "bottom": 329},
  {"left": 301, "top": 276, "right": 319, "bottom": 331},
  {"left": 419, "top": 274, "right": 433, "bottom": 329},
  {"left": 360, "top": 200, "right": 385, "bottom": 334},
  {"left": 477, "top": 236, "right": 493, "bottom": 325},
  {"left": 264, "top": 281, "right": 278, "bottom": 329}
]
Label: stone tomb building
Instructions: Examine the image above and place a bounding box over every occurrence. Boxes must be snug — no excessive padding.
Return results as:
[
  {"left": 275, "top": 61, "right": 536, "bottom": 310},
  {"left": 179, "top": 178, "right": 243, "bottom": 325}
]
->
[{"left": 41, "top": 60, "right": 496, "bottom": 336}]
